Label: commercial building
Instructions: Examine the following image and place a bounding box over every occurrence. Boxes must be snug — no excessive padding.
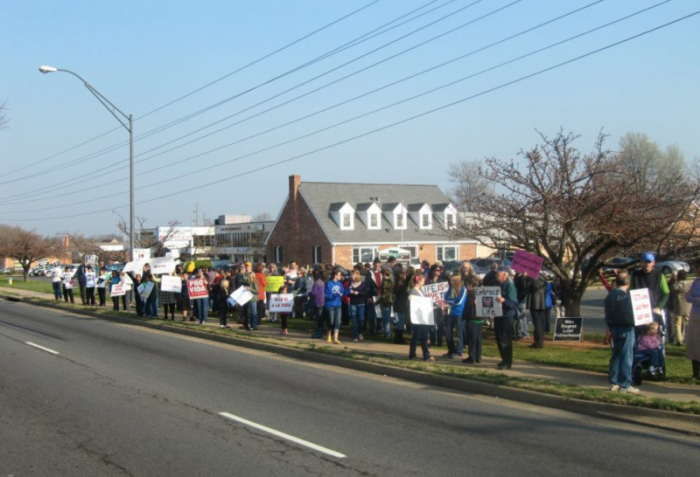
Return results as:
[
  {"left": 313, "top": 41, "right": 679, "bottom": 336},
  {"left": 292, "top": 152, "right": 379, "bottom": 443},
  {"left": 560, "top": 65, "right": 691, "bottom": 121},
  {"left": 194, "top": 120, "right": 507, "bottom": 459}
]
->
[
  {"left": 214, "top": 215, "right": 274, "bottom": 263},
  {"left": 265, "top": 175, "right": 481, "bottom": 268}
]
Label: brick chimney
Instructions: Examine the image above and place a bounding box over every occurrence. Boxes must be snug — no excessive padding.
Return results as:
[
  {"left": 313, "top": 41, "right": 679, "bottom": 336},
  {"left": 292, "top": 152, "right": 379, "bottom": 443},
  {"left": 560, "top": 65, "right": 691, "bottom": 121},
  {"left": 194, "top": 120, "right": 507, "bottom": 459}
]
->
[{"left": 289, "top": 175, "right": 301, "bottom": 203}]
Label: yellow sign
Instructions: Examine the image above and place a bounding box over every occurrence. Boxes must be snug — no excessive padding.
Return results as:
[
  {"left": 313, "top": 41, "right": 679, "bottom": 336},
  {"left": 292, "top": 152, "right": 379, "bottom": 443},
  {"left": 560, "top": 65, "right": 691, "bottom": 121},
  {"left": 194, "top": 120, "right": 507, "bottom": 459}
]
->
[{"left": 265, "top": 275, "right": 285, "bottom": 292}]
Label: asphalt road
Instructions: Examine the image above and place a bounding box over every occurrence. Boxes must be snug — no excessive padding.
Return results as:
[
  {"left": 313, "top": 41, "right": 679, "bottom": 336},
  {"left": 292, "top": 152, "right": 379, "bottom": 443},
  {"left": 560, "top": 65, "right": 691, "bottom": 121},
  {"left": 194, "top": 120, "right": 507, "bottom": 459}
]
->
[{"left": 1, "top": 300, "right": 699, "bottom": 477}]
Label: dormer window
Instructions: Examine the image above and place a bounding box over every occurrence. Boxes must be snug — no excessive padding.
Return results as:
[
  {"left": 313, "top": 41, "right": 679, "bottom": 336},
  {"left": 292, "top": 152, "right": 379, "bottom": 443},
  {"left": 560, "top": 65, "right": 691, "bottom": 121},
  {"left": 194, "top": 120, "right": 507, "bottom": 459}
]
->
[
  {"left": 370, "top": 213, "right": 379, "bottom": 229},
  {"left": 409, "top": 203, "right": 432, "bottom": 230},
  {"left": 382, "top": 203, "right": 407, "bottom": 230},
  {"left": 433, "top": 203, "right": 457, "bottom": 230},
  {"left": 330, "top": 202, "right": 355, "bottom": 230}
]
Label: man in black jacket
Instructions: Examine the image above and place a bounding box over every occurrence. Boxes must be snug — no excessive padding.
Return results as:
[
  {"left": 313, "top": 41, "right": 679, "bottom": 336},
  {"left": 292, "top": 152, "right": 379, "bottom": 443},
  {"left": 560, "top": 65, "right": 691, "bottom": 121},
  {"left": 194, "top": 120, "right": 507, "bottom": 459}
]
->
[
  {"left": 74, "top": 257, "right": 89, "bottom": 305},
  {"left": 528, "top": 275, "right": 548, "bottom": 349},
  {"left": 364, "top": 258, "right": 382, "bottom": 335},
  {"left": 604, "top": 272, "right": 638, "bottom": 394}
]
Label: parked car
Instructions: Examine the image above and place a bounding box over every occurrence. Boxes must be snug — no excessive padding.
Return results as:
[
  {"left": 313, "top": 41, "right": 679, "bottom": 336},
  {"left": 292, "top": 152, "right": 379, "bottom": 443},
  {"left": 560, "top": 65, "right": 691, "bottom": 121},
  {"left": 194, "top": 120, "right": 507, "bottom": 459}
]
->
[
  {"left": 602, "top": 256, "right": 635, "bottom": 272},
  {"left": 470, "top": 258, "right": 512, "bottom": 271},
  {"left": 105, "top": 263, "right": 123, "bottom": 273},
  {"left": 654, "top": 260, "right": 690, "bottom": 275},
  {"left": 29, "top": 267, "right": 48, "bottom": 277}
]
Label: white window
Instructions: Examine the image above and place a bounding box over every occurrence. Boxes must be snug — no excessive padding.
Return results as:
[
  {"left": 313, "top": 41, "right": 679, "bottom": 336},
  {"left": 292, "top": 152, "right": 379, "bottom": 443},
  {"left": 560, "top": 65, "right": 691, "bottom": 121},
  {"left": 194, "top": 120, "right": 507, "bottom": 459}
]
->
[
  {"left": 274, "top": 246, "right": 283, "bottom": 263},
  {"left": 342, "top": 214, "right": 351, "bottom": 228},
  {"left": 352, "top": 247, "right": 378, "bottom": 264},
  {"left": 421, "top": 213, "right": 431, "bottom": 229},
  {"left": 370, "top": 213, "right": 379, "bottom": 229},
  {"left": 395, "top": 211, "right": 407, "bottom": 229},
  {"left": 437, "top": 245, "right": 459, "bottom": 262},
  {"left": 446, "top": 213, "right": 455, "bottom": 229}
]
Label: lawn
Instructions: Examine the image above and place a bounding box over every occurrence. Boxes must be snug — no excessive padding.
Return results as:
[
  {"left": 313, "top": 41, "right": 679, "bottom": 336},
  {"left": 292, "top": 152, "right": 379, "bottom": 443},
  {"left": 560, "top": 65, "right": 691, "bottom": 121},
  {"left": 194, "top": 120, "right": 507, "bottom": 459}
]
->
[{"left": 0, "top": 277, "right": 53, "bottom": 294}]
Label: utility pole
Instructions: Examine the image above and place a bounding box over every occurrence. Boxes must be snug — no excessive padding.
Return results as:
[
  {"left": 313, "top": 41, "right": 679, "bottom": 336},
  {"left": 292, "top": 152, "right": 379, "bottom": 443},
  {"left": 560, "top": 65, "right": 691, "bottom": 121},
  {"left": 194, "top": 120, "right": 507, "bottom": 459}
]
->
[{"left": 193, "top": 204, "right": 199, "bottom": 227}]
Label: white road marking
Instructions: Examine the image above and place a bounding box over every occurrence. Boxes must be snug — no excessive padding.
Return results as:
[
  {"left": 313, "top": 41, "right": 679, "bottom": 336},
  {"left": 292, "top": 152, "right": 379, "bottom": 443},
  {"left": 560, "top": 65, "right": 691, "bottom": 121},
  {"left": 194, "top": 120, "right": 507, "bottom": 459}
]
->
[
  {"left": 25, "top": 342, "right": 60, "bottom": 355},
  {"left": 218, "top": 412, "right": 346, "bottom": 459}
]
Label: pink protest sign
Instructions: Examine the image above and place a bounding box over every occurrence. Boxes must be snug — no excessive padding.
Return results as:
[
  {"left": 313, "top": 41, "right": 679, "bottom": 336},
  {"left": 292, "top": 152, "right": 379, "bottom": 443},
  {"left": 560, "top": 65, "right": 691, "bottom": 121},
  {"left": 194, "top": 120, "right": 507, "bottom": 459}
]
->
[{"left": 511, "top": 250, "right": 544, "bottom": 279}]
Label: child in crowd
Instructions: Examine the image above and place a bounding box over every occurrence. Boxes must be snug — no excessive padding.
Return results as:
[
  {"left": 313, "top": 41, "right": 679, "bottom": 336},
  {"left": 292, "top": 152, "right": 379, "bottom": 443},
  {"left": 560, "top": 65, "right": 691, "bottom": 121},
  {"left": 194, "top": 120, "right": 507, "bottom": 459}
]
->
[
  {"left": 84, "top": 265, "right": 97, "bottom": 306},
  {"left": 97, "top": 266, "right": 108, "bottom": 307},
  {"left": 110, "top": 271, "right": 122, "bottom": 311},
  {"left": 181, "top": 272, "right": 193, "bottom": 322},
  {"left": 637, "top": 322, "right": 662, "bottom": 377},
  {"left": 278, "top": 285, "right": 291, "bottom": 335},
  {"left": 62, "top": 266, "right": 75, "bottom": 304}
]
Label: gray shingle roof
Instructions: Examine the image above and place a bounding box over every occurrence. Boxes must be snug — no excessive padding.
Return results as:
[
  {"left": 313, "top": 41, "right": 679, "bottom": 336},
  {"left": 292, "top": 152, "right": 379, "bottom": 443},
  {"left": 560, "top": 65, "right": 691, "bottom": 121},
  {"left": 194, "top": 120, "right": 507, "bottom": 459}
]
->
[{"left": 298, "top": 181, "right": 471, "bottom": 244}]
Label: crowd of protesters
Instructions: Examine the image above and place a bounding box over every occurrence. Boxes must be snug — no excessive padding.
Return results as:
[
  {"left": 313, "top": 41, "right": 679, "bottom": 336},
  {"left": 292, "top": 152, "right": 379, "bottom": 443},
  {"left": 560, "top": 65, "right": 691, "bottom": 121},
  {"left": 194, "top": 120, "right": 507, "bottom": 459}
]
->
[{"left": 54, "top": 251, "right": 700, "bottom": 384}]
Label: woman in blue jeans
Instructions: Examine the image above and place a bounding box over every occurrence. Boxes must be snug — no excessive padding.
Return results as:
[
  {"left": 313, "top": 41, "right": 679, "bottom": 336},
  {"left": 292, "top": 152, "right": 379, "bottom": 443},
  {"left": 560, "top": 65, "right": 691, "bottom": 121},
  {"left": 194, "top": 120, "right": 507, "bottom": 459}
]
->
[
  {"left": 443, "top": 275, "right": 467, "bottom": 359},
  {"left": 348, "top": 270, "right": 366, "bottom": 343},
  {"left": 325, "top": 268, "right": 347, "bottom": 344}
]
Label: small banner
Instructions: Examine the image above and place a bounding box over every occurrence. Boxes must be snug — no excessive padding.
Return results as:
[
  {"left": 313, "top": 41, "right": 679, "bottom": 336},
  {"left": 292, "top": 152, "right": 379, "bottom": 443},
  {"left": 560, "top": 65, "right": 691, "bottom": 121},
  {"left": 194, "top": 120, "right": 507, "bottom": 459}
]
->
[
  {"left": 269, "top": 293, "right": 294, "bottom": 313},
  {"left": 265, "top": 276, "right": 285, "bottom": 292},
  {"left": 160, "top": 275, "right": 182, "bottom": 293},
  {"left": 410, "top": 296, "right": 435, "bottom": 325},
  {"left": 187, "top": 279, "right": 209, "bottom": 300},
  {"left": 475, "top": 286, "right": 502, "bottom": 317}
]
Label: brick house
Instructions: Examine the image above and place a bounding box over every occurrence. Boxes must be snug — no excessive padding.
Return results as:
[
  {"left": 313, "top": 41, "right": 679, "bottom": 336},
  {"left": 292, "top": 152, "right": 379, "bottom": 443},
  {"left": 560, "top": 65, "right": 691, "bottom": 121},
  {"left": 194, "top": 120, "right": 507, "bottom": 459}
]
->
[{"left": 265, "top": 175, "right": 479, "bottom": 267}]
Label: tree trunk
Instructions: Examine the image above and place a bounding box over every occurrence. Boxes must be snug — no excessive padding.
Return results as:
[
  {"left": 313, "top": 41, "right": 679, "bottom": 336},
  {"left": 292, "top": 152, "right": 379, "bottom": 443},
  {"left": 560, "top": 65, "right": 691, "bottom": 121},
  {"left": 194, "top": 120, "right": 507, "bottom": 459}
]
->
[
  {"left": 566, "top": 296, "right": 582, "bottom": 317},
  {"left": 23, "top": 270, "right": 29, "bottom": 282},
  {"left": 560, "top": 279, "right": 583, "bottom": 317}
]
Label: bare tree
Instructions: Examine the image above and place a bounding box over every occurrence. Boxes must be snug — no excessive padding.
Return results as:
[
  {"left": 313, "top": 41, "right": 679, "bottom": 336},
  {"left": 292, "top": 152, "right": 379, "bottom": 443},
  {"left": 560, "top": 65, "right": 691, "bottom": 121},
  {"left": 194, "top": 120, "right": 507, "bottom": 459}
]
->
[
  {"left": 252, "top": 212, "right": 273, "bottom": 222},
  {"left": 62, "top": 232, "right": 127, "bottom": 264},
  {"left": 115, "top": 212, "right": 181, "bottom": 257},
  {"left": 454, "top": 129, "right": 700, "bottom": 316},
  {"left": 0, "top": 226, "right": 62, "bottom": 281},
  {"left": 447, "top": 159, "right": 493, "bottom": 212}
]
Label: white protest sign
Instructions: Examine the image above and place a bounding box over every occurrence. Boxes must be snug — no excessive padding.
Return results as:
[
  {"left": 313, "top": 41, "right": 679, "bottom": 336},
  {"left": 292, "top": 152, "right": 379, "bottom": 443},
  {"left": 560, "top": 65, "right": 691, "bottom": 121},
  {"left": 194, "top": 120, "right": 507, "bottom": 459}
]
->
[
  {"left": 230, "top": 286, "right": 254, "bottom": 306},
  {"left": 85, "top": 254, "right": 99, "bottom": 267},
  {"left": 122, "top": 260, "right": 144, "bottom": 274},
  {"left": 410, "top": 296, "right": 435, "bottom": 325},
  {"left": 138, "top": 282, "right": 155, "bottom": 301},
  {"left": 110, "top": 283, "right": 127, "bottom": 297},
  {"left": 121, "top": 273, "right": 133, "bottom": 290},
  {"left": 150, "top": 257, "right": 176, "bottom": 275},
  {"left": 269, "top": 293, "right": 294, "bottom": 313},
  {"left": 133, "top": 248, "right": 151, "bottom": 262},
  {"left": 421, "top": 282, "right": 449, "bottom": 307},
  {"left": 85, "top": 272, "right": 97, "bottom": 288},
  {"left": 631, "top": 288, "right": 654, "bottom": 326},
  {"left": 63, "top": 272, "right": 75, "bottom": 289},
  {"left": 475, "top": 286, "right": 502, "bottom": 317},
  {"left": 160, "top": 275, "right": 182, "bottom": 293}
]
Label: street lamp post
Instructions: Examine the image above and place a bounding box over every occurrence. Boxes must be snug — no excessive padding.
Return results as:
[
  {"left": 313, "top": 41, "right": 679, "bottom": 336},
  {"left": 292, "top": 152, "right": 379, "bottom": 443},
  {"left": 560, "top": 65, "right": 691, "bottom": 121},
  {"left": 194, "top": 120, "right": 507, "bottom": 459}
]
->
[{"left": 39, "top": 65, "right": 135, "bottom": 261}]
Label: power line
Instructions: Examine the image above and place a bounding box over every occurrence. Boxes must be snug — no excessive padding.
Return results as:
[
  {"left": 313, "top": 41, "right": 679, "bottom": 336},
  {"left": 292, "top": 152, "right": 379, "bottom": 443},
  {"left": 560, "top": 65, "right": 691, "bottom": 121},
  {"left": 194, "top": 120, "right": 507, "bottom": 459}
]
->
[
  {"left": 8, "top": 0, "right": 653, "bottom": 212},
  {"left": 4, "top": 8, "right": 695, "bottom": 222},
  {"left": 1, "top": 0, "right": 504, "bottom": 202},
  {"left": 1, "top": 0, "right": 454, "bottom": 191},
  {"left": 3, "top": 0, "right": 382, "bottom": 179}
]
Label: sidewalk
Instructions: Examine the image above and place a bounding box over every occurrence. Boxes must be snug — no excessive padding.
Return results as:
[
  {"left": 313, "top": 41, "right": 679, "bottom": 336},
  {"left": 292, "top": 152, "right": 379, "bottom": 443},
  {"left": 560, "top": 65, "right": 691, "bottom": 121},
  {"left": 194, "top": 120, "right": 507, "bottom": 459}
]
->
[{"left": 3, "top": 285, "right": 699, "bottom": 405}]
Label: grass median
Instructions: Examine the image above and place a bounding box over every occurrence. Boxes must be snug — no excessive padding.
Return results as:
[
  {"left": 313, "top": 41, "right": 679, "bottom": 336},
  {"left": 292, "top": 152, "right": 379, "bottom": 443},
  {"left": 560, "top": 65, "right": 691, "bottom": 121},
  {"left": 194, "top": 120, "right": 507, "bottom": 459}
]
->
[
  {"left": 11, "top": 295, "right": 700, "bottom": 416},
  {"left": 0, "top": 277, "right": 53, "bottom": 294}
]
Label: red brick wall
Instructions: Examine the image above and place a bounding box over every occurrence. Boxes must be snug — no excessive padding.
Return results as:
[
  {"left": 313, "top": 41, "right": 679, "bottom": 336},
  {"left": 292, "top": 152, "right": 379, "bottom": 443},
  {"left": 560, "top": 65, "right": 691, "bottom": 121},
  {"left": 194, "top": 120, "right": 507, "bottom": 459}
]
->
[{"left": 266, "top": 180, "right": 332, "bottom": 266}]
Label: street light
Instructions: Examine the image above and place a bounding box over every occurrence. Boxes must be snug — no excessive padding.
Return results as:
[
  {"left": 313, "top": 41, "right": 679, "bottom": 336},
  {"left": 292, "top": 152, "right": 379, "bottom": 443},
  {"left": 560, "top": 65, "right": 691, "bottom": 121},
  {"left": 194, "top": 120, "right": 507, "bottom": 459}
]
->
[{"left": 39, "top": 65, "right": 135, "bottom": 261}]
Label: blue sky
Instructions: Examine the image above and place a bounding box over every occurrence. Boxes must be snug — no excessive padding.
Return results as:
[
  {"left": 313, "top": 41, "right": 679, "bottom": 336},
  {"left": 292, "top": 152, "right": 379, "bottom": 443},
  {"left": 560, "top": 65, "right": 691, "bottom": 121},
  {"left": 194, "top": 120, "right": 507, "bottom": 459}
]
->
[{"left": 1, "top": 0, "right": 698, "bottom": 237}]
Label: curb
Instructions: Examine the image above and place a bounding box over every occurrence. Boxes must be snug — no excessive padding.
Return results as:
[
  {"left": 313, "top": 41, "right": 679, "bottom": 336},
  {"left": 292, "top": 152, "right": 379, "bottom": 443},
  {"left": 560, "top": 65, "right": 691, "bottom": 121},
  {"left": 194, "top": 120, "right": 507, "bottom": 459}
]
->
[{"left": 3, "top": 294, "right": 699, "bottom": 436}]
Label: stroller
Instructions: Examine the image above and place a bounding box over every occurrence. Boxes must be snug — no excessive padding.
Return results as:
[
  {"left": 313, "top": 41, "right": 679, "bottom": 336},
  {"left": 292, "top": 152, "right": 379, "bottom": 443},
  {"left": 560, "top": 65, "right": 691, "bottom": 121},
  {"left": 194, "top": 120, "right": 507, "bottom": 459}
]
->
[{"left": 631, "top": 316, "right": 666, "bottom": 386}]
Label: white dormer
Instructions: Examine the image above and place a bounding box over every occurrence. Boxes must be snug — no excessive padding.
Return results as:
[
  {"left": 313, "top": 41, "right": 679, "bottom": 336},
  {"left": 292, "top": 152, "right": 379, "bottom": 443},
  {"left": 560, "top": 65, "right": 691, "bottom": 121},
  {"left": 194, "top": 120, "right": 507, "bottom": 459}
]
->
[
  {"left": 357, "top": 202, "right": 382, "bottom": 230},
  {"left": 330, "top": 202, "right": 355, "bottom": 230},
  {"left": 382, "top": 203, "right": 407, "bottom": 230},
  {"left": 434, "top": 203, "right": 458, "bottom": 229},
  {"left": 409, "top": 203, "right": 433, "bottom": 230}
]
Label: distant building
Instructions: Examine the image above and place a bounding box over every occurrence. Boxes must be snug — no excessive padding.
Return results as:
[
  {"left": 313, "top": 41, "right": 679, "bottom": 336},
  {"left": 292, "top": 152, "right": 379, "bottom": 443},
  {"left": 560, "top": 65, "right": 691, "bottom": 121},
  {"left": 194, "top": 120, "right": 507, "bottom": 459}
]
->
[
  {"left": 265, "top": 175, "right": 480, "bottom": 267},
  {"left": 214, "top": 215, "right": 274, "bottom": 263}
]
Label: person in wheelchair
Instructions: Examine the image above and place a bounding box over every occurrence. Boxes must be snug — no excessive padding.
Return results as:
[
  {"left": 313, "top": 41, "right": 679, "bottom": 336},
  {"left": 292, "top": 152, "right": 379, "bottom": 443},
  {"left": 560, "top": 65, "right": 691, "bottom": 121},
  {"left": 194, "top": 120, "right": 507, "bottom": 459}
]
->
[{"left": 634, "top": 321, "right": 664, "bottom": 381}]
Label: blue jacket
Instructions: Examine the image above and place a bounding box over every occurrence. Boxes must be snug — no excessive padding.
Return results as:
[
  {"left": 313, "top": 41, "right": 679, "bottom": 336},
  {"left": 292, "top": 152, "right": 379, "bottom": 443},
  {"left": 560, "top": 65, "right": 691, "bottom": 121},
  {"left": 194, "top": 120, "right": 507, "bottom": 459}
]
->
[
  {"left": 324, "top": 280, "right": 346, "bottom": 308},
  {"left": 444, "top": 286, "right": 467, "bottom": 317}
]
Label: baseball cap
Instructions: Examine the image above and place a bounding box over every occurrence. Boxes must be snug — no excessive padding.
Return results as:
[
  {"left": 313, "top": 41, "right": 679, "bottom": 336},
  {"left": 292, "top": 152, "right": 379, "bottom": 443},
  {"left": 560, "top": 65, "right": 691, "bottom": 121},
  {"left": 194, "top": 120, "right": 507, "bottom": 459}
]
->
[
  {"left": 641, "top": 252, "right": 655, "bottom": 263},
  {"left": 245, "top": 261, "right": 252, "bottom": 266}
]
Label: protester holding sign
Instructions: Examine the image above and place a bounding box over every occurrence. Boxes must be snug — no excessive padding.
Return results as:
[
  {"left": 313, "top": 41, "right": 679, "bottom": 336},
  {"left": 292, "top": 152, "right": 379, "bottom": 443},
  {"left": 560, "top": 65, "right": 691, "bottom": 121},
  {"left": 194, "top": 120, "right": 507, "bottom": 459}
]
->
[
  {"left": 463, "top": 276, "right": 484, "bottom": 364},
  {"left": 84, "top": 265, "right": 97, "bottom": 306},
  {"left": 528, "top": 275, "right": 549, "bottom": 349},
  {"left": 62, "top": 266, "right": 75, "bottom": 304},
  {"left": 495, "top": 268, "right": 519, "bottom": 370},
  {"left": 275, "top": 285, "right": 292, "bottom": 335},
  {"left": 631, "top": 252, "right": 669, "bottom": 328},
  {"left": 97, "top": 267, "right": 108, "bottom": 307},
  {"left": 109, "top": 271, "right": 122, "bottom": 311},
  {"left": 51, "top": 265, "right": 63, "bottom": 301},
  {"left": 218, "top": 279, "right": 231, "bottom": 328},
  {"left": 425, "top": 264, "right": 447, "bottom": 347},
  {"left": 244, "top": 271, "right": 259, "bottom": 330},
  {"left": 159, "top": 276, "right": 177, "bottom": 320},
  {"left": 604, "top": 273, "right": 638, "bottom": 394},
  {"left": 443, "top": 276, "right": 467, "bottom": 359},
  {"left": 181, "top": 272, "right": 193, "bottom": 321},
  {"left": 408, "top": 274, "right": 433, "bottom": 362}
]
